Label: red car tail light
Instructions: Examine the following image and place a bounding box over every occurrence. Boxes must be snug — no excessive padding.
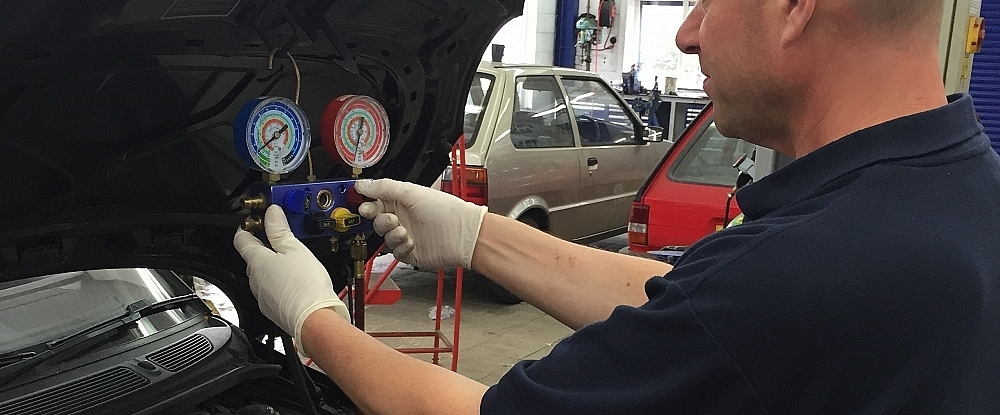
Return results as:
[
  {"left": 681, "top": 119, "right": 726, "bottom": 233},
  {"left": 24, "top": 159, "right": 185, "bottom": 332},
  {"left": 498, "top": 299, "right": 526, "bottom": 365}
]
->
[
  {"left": 628, "top": 203, "right": 650, "bottom": 248},
  {"left": 442, "top": 166, "right": 488, "bottom": 206}
]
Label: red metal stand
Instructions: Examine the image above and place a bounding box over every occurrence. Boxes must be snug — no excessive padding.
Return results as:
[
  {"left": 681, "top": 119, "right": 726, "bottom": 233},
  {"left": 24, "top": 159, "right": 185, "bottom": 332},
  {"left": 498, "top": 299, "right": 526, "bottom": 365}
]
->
[{"left": 349, "top": 135, "right": 471, "bottom": 372}]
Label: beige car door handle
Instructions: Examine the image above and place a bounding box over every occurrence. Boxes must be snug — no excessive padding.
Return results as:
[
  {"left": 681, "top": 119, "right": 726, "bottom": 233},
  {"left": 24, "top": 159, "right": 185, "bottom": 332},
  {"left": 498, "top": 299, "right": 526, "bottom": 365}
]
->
[{"left": 587, "top": 157, "right": 598, "bottom": 171}]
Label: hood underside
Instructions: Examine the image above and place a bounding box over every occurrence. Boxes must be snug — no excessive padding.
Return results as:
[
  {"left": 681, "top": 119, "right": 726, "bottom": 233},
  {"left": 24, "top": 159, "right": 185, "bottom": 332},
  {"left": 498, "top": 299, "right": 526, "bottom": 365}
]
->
[{"left": 0, "top": 0, "right": 522, "bottom": 333}]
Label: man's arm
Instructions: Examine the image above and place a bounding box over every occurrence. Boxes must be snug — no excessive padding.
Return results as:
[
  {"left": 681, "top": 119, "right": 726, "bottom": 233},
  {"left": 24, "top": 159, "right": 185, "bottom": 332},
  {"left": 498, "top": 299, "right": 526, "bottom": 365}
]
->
[
  {"left": 354, "top": 179, "right": 672, "bottom": 330},
  {"left": 473, "top": 214, "right": 673, "bottom": 329},
  {"left": 301, "top": 309, "right": 487, "bottom": 415}
]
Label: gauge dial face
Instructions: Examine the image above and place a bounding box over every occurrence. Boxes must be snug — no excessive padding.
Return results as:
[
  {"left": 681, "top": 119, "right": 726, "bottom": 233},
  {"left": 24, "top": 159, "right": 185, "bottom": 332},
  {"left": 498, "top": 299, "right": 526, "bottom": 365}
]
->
[
  {"left": 234, "top": 97, "right": 311, "bottom": 174},
  {"left": 321, "top": 95, "right": 389, "bottom": 169}
]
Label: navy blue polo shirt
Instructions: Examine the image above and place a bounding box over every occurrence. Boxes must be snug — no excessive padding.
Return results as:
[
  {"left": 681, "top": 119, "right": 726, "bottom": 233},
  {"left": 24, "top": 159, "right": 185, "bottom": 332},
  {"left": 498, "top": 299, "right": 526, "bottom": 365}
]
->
[{"left": 481, "top": 95, "right": 1000, "bottom": 414}]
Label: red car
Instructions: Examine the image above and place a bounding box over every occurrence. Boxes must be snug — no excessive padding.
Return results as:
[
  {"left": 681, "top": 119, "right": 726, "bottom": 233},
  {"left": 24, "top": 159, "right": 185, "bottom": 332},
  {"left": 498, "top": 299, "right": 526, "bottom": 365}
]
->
[{"left": 627, "top": 104, "right": 787, "bottom": 253}]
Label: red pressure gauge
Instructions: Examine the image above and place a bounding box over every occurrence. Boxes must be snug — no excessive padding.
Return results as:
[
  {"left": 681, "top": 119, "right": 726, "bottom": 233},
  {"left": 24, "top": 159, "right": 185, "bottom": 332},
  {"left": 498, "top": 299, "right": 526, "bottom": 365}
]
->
[{"left": 320, "top": 95, "right": 390, "bottom": 169}]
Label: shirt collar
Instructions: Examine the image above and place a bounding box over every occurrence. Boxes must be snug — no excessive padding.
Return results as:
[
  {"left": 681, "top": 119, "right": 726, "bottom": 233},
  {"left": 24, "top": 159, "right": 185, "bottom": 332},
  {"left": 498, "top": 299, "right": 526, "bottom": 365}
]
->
[{"left": 736, "top": 94, "right": 983, "bottom": 220}]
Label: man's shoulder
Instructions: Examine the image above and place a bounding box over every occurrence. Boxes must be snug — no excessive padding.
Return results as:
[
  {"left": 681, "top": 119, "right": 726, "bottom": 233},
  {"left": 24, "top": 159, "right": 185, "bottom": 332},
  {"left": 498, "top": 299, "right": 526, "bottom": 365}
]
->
[{"left": 670, "top": 158, "right": 1000, "bottom": 294}]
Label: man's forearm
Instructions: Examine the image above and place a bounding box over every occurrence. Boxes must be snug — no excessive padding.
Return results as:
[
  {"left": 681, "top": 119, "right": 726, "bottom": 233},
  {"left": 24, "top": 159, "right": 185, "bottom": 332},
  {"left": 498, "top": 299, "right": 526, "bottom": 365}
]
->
[
  {"left": 301, "top": 309, "right": 487, "bottom": 415},
  {"left": 471, "top": 213, "right": 672, "bottom": 329}
]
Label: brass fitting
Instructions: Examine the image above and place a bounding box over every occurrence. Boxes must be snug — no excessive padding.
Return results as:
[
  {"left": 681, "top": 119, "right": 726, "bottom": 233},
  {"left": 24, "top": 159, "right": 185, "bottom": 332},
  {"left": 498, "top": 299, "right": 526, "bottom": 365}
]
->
[
  {"left": 242, "top": 216, "right": 264, "bottom": 232},
  {"left": 241, "top": 195, "right": 267, "bottom": 210},
  {"left": 316, "top": 189, "right": 334, "bottom": 210},
  {"left": 350, "top": 233, "right": 367, "bottom": 261},
  {"left": 351, "top": 233, "right": 368, "bottom": 330}
]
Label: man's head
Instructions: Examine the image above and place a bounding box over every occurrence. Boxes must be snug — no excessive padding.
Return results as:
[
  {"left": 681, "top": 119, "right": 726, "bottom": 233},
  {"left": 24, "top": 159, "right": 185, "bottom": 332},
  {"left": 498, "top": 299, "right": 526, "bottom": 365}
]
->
[{"left": 676, "top": 0, "right": 946, "bottom": 157}]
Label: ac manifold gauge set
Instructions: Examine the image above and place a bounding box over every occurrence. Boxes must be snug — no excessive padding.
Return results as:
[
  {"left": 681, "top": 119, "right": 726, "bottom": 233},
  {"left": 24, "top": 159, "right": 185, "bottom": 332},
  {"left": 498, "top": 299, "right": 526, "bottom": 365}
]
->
[
  {"left": 231, "top": 53, "right": 392, "bottom": 328},
  {"left": 233, "top": 93, "right": 389, "bottom": 242}
]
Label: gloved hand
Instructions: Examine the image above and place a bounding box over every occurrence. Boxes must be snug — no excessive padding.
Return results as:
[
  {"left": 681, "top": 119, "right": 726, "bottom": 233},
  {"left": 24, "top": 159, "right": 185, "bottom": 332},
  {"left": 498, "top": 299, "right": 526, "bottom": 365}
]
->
[
  {"left": 354, "top": 179, "right": 488, "bottom": 270},
  {"left": 233, "top": 205, "right": 351, "bottom": 353}
]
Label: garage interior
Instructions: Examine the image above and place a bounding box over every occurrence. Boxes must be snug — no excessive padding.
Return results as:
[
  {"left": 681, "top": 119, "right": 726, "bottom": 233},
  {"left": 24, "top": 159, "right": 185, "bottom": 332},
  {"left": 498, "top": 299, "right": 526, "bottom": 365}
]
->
[
  {"left": 196, "top": 0, "right": 1000, "bottom": 385},
  {"left": 1, "top": 0, "right": 998, "bottom": 413}
]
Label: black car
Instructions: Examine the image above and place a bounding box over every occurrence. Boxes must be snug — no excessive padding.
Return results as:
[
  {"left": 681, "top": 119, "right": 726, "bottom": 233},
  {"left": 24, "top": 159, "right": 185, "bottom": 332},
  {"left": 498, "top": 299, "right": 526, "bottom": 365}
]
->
[{"left": 0, "top": 1, "right": 521, "bottom": 414}]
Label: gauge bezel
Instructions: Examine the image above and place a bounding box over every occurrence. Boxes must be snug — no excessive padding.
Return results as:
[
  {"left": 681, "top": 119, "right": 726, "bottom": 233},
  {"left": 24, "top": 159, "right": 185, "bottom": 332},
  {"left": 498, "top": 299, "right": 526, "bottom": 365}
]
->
[
  {"left": 321, "top": 95, "right": 390, "bottom": 169},
  {"left": 234, "top": 97, "right": 312, "bottom": 175}
]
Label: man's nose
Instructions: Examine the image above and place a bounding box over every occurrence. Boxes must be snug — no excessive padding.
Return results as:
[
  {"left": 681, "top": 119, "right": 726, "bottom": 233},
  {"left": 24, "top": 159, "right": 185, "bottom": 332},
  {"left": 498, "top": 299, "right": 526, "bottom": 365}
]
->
[{"left": 675, "top": 7, "right": 702, "bottom": 54}]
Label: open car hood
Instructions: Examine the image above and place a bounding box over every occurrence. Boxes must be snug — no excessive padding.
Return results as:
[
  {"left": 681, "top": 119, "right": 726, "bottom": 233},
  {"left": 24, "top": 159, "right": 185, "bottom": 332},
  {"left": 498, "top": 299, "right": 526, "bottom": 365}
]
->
[{"left": 0, "top": 0, "right": 522, "bottom": 336}]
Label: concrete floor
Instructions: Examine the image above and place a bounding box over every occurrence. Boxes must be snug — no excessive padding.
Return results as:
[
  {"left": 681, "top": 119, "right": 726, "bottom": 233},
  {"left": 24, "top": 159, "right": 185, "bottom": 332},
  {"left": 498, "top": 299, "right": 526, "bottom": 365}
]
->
[{"left": 364, "top": 234, "right": 628, "bottom": 385}]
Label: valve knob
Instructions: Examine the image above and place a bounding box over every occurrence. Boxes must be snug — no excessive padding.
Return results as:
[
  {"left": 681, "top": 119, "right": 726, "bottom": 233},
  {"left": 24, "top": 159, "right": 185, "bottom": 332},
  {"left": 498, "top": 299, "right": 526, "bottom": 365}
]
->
[
  {"left": 242, "top": 216, "right": 264, "bottom": 232},
  {"left": 242, "top": 195, "right": 267, "bottom": 210},
  {"left": 345, "top": 185, "right": 365, "bottom": 209}
]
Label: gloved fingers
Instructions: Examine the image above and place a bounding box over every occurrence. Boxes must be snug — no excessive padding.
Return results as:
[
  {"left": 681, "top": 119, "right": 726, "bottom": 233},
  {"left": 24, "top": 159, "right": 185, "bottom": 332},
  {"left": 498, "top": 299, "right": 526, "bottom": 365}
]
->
[
  {"left": 263, "top": 205, "right": 302, "bottom": 252},
  {"left": 383, "top": 225, "right": 410, "bottom": 249},
  {"left": 391, "top": 237, "right": 415, "bottom": 263},
  {"left": 352, "top": 178, "right": 376, "bottom": 196},
  {"left": 359, "top": 199, "right": 389, "bottom": 218},
  {"left": 355, "top": 178, "right": 402, "bottom": 201},
  {"left": 355, "top": 179, "right": 419, "bottom": 208},
  {"left": 373, "top": 213, "right": 401, "bottom": 235},
  {"left": 234, "top": 229, "right": 275, "bottom": 259}
]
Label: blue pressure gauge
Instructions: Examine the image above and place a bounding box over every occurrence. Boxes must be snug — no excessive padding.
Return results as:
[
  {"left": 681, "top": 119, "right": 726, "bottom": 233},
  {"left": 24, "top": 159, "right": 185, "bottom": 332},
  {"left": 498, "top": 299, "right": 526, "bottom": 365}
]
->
[{"left": 234, "top": 97, "right": 311, "bottom": 174}]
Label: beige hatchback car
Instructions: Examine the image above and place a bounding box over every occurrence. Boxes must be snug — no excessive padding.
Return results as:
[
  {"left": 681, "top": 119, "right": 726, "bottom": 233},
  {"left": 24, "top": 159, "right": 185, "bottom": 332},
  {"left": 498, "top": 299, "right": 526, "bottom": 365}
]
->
[{"left": 441, "top": 63, "right": 671, "bottom": 301}]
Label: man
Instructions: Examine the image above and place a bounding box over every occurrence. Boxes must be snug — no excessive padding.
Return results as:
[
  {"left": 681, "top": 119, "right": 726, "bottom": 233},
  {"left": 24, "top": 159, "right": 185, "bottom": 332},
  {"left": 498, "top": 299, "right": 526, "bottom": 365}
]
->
[
  {"left": 624, "top": 63, "right": 638, "bottom": 94},
  {"left": 234, "top": 0, "right": 1000, "bottom": 413}
]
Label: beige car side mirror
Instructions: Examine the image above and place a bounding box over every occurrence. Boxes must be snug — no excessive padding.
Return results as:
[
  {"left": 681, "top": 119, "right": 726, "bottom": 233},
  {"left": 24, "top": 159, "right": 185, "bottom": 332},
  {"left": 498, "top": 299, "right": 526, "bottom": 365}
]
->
[{"left": 642, "top": 125, "right": 666, "bottom": 143}]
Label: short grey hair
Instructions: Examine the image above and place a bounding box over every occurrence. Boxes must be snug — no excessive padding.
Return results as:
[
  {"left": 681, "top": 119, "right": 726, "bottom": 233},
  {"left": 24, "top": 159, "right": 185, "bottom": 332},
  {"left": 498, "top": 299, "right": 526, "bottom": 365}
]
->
[{"left": 854, "top": 0, "right": 944, "bottom": 25}]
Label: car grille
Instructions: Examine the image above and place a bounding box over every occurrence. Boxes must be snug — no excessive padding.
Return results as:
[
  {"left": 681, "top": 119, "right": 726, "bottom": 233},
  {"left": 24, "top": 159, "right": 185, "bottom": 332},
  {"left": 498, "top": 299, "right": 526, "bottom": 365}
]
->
[
  {"left": 146, "top": 334, "right": 214, "bottom": 372},
  {"left": 0, "top": 366, "right": 149, "bottom": 415}
]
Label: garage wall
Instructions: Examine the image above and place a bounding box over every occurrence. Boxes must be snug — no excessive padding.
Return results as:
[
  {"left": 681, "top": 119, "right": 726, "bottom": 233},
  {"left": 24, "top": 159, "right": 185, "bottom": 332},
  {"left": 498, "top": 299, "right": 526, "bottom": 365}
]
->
[
  {"left": 574, "top": 0, "right": 641, "bottom": 83},
  {"left": 483, "top": 0, "right": 558, "bottom": 65},
  {"left": 484, "top": 0, "right": 702, "bottom": 93}
]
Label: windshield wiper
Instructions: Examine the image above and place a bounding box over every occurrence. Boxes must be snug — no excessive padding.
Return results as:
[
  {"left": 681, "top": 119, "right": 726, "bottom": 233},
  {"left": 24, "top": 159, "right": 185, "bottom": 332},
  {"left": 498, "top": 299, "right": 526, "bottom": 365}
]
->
[{"left": 0, "top": 294, "right": 203, "bottom": 387}]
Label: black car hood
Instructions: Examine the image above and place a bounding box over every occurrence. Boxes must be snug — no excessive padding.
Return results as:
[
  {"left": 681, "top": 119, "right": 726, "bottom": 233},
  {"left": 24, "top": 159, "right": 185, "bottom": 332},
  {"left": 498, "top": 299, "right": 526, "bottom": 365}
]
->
[{"left": 0, "top": 0, "right": 521, "bottom": 336}]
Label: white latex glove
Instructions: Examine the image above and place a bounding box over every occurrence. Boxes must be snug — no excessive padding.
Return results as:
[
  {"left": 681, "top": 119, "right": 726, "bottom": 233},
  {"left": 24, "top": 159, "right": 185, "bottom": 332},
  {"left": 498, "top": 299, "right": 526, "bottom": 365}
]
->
[
  {"left": 354, "top": 179, "right": 488, "bottom": 270},
  {"left": 233, "top": 205, "right": 351, "bottom": 353}
]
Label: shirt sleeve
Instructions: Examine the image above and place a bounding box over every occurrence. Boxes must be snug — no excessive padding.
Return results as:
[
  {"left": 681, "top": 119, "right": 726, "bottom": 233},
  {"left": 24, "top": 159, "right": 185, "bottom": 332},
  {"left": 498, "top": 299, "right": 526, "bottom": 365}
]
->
[{"left": 480, "top": 278, "right": 766, "bottom": 415}]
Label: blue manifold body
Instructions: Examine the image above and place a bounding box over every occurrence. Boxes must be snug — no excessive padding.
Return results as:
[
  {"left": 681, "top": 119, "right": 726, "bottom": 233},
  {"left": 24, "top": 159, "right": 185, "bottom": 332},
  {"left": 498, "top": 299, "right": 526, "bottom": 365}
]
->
[{"left": 245, "top": 180, "right": 373, "bottom": 240}]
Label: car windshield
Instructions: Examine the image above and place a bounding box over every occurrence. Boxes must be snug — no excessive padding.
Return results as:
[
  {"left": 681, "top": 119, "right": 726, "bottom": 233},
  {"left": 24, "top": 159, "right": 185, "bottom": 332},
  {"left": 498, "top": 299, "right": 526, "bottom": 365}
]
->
[
  {"left": 0, "top": 269, "right": 204, "bottom": 355},
  {"left": 462, "top": 72, "right": 496, "bottom": 147}
]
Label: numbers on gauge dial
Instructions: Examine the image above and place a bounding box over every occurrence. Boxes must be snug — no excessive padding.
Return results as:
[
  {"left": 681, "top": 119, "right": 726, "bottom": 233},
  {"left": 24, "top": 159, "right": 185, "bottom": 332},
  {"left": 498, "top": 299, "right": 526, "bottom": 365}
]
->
[{"left": 247, "top": 100, "right": 309, "bottom": 174}]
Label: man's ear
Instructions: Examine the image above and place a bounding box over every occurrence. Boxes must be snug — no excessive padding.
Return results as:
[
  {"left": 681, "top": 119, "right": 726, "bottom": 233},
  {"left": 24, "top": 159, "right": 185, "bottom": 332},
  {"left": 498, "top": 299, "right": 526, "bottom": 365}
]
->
[{"left": 781, "top": 0, "right": 817, "bottom": 46}]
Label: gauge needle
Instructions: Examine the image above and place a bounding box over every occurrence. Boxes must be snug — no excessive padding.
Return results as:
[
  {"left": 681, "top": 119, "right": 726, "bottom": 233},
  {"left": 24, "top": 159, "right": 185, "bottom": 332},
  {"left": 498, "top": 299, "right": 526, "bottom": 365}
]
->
[
  {"left": 352, "top": 121, "right": 364, "bottom": 162},
  {"left": 264, "top": 124, "right": 289, "bottom": 149}
]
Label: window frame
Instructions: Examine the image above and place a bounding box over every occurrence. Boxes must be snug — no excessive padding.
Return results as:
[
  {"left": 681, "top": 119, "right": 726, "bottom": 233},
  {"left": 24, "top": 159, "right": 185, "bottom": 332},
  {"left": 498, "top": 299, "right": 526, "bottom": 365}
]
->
[
  {"left": 558, "top": 75, "right": 646, "bottom": 147},
  {"left": 462, "top": 72, "right": 497, "bottom": 148},
  {"left": 667, "top": 121, "right": 753, "bottom": 187}
]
